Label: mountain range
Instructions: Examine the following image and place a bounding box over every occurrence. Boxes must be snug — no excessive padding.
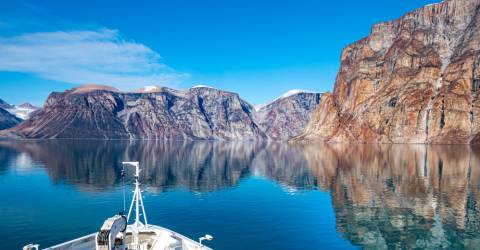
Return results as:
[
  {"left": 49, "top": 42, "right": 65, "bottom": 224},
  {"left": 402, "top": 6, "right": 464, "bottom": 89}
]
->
[{"left": 0, "top": 85, "right": 321, "bottom": 140}]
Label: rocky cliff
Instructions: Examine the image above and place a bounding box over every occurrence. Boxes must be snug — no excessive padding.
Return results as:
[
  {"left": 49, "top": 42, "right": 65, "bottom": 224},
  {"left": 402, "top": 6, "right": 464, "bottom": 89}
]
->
[
  {"left": 7, "top": 85, "right": 266, "bottom": 140},
  {"left": 3, "top": 85, "right": 320, "bottom": 140},
  {"left": 297, "top": 0, "right": 480, "bottom": 144},
  {"left": 256, "top": 90, "right": 321, "bottom": 140}
]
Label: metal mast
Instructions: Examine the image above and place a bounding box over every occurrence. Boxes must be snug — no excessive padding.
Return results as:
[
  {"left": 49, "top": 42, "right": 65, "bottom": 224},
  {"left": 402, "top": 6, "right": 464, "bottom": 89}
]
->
[{"left": 122, "top": 161, "right": 148, "bottom": 249}]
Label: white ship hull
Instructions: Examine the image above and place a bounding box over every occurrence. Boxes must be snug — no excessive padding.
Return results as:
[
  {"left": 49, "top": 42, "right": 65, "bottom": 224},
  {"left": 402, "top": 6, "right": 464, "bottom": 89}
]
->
[{"left": 43, "top": 224, "right": 212, "bottom": 250}]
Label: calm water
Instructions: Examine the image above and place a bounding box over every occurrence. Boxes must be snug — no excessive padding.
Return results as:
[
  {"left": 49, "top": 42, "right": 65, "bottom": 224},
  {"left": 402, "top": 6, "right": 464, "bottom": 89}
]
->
[{"left": 1, "top": 140, "right": 480, "bottom": 249}]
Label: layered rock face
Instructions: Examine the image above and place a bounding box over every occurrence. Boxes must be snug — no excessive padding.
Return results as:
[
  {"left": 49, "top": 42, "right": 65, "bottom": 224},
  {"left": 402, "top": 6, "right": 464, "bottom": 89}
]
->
[
  {"left": 8, "top": 85, "right": 266, "bottom": 140},
  {"left": 298, "top": 0, "right": 480, "bottom": 144},
  {"left": 3, "top": 85, "right": 320, "bottom": 140},
  {"left": 256, "top": 91, "right": 321, "bottom": 140}
]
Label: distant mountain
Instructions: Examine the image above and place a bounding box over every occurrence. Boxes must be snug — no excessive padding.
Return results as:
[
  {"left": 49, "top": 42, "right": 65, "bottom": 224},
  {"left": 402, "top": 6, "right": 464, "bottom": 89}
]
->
[
  {"left": 256, "top": 90, "right": 321, "bottom": 140},
  {"left": 296, "top": 0, "right": 480, "bottom": 144},
  {"left": 18, "top": 103, "right": 40, "bottom": 109},
  {"left": 7, "top": 85, "right": 266, "bottom": 139},
  {"left": 0, "top": 99, "right": 14, "bottom": 110},
  {"left": 3, "top": 85, "right": 320, "bottom": 140},
  {"left": 6, "top": 103, "right": 41, "bottom": 120},
  {"left": 0, "top": 99, "right": 22, "bottom": 130}
]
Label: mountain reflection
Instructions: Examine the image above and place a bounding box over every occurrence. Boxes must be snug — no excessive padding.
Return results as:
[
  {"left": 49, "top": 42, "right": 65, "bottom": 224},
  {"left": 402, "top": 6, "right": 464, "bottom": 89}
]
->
[
  {"left": 301, "top": 143, "right": 480, "bottom": 249},
  {"left": 1, "top": 140, "right": 480, "bottom": 248},
  {"left": 0, "top": 140, "right": 316, "bottom": 192}
]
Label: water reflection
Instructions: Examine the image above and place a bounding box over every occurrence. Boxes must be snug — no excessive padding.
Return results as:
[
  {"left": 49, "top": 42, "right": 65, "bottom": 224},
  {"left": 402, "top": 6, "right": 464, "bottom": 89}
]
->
[
  {"left": 301, "top": 143, "right": 480, "bottom": 249},
  {"left": 0, "top": 140, "right": 316, "bottom": 192},
  {"left": 1, "top": 140, "right": 480, "bottom": 248}
]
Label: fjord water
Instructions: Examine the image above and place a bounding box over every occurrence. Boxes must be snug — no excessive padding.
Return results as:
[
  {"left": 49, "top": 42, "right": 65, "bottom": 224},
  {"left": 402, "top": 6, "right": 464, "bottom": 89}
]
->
[{"left": 1, "top": 141, "right": 480, "bottom": 249}]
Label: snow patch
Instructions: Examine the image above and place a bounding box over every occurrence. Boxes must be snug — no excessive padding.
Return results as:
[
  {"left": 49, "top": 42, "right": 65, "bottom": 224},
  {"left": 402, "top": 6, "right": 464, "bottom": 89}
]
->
[
  {"left": 4, "top": 102, "right": 40, "bottom": 120},
  {"left": 190, "top": 84, "right": 219, "bottom": 90},
  {"left": 143, "top": 85, "right": 159, "bottom": 92},
  {"left": 163, "top": 87, "right": 188, "bottom": 97},
  {"left": 255, "top": 103, "right": 269, "bottom": 112},
  {"left": 280, "top": 89, "right": 315, "bottom": 99},
  {"left": 6, "top": 107, "right": 38, "bottom": 120},
  {"left": 424, "top": 1, "right": 442, "bottom": 8},
  {"left": 435, "top": 77, "right": 443, "bottom": 89}
]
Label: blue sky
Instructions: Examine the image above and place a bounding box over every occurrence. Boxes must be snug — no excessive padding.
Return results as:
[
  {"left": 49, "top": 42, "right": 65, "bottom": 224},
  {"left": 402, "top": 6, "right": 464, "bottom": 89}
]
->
[{"left": 0, "top": 0, "right": 435, "bottom": 106}]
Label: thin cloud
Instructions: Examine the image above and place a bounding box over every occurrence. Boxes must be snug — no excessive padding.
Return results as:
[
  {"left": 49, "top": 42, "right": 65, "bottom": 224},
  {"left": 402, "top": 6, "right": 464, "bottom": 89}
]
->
[{"left": 0, "top": 28, "right": 188, "bottom": 89}]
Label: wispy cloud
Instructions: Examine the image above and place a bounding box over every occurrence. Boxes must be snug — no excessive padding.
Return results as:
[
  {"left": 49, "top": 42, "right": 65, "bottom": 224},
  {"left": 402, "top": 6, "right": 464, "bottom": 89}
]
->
[{"left": 0, "top": 28, "right": 187, "bottom": 89}]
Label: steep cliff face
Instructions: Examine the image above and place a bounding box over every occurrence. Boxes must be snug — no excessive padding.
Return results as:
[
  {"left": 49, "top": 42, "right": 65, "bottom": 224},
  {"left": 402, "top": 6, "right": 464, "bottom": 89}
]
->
[
  {"left": 298, "top": 0, "right": 480, "bottom": 144},
  {"left": 8, "top": 85, "right": 266, "bottom": 140},
  {"left": 256, "top": 91, "right": 321, "bottom": 140}
]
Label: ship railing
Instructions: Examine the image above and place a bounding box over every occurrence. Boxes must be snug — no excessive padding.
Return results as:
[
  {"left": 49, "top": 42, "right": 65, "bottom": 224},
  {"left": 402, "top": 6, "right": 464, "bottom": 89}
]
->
[{"left": 43, "top": 233, "right": 97, "bottom": 250}]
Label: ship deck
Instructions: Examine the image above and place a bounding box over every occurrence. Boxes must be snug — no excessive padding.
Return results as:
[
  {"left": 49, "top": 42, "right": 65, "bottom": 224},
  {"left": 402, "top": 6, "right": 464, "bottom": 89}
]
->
[{"left": 43, "top": 225, "right": 212, "bottom": 250}]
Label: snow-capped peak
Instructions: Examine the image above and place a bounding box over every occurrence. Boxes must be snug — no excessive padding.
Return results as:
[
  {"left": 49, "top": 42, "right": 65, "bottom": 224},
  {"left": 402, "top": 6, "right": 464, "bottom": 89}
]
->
[
  {"left": 5, "top": 102, "right": 40, "bottom": 120},
  {"left": 190, "top": 84, "right": 218, "bottom": 90},
  {"left": 18, "top": 103, "right": 40, "bottom": 109},
  {"left": 280, "top": 89, "right": 316, "bottom": 99},
  {"left": 143, "top": 85, "right": 159, "bottom": 92},
  {"left": 133, "top": 85, "right": 163, "bottom": 93}
]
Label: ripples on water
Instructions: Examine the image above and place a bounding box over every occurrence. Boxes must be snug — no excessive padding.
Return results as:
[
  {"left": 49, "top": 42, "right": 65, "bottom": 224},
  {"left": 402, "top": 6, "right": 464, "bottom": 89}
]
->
[{"left": 0, "top": 140, "right": 479, "bottom": 249}]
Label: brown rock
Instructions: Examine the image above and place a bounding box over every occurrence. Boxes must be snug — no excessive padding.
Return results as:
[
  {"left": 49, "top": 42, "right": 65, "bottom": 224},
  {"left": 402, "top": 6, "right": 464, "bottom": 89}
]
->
[
  {"left": 297, "top": 0, "right": 480, "bottom": 144},
  {"left": 256, "top": 91, "right": 321, "bottom": 140},
  {"left": 7, "top": 86, "right": 266, "bottom": 140}
]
